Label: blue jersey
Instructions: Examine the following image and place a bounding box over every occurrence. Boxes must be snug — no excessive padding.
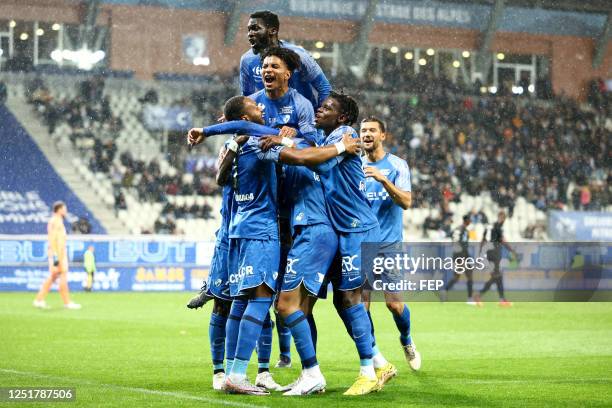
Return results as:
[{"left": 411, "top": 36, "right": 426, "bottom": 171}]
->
[
  {"left": 228, "top": 137, "right": 283, "bottom": 240},
  {"left": 216, "top": 184, "right": 235, "bottom": 243},
  {"left": 240, "top": 40, "right": 331, "bottom": 109},
  {"left": 284, "top": 139, "right": 331, "bottom": 230},
  {"left": 249, "top": 88, "right": 318, "bottom": 143},
  {"left": 363, "top": 153, "right": 411, "bottom": 243},
  {"left": 314, "top": 126, "right": 379, "bottom": 233}
]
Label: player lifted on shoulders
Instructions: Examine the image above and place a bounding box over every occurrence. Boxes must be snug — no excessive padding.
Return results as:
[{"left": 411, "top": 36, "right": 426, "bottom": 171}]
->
[
  {"left": 240, "top": 10, "right": 331, "bottom": 109},
  {"left": 360, "top": 117, "right": 421, "bottom": 375}
]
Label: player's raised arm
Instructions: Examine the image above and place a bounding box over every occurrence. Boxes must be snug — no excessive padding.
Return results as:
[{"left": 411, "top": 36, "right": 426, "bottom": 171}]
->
[
  {"left": 187, "top": 120, "right": 282, "bottom": 147},
  {"left": 363, "top": 164, "right": 412, "bottom": 210},
  {"left": 259, "top": 132, "right": 360, "bottom": 166}
]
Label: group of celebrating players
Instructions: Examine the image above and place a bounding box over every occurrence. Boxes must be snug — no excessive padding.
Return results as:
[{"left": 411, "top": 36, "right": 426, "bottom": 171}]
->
[{"left": 185, "top": 10, "right": 419, "bottom": 396}]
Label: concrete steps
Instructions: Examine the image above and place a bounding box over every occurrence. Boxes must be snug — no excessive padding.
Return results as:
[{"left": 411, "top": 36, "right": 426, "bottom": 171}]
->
[{"left": 6, "top": 96, "right": 128, "bottom": 234}]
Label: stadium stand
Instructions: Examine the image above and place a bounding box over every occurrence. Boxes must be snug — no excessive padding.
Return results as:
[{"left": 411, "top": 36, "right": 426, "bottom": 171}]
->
[
  {"left": 1, "top": 62, "right": 609, "bottom": 240},
  {"left": 0, "top": 103, "right": 105, "bottom": 234}
]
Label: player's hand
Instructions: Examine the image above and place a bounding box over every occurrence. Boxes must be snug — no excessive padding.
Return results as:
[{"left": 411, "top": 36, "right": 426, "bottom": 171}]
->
[
  {"left": 234, "top": 135, "right": 249, "bottom": 145},
  {"left": 217, "top": 114, "right": 226, "bottom": 123},
  {"left": 259, "top": 135, "right": 283, "bottom": 151},
  {"left": 342, "top": 132, "right": 362, "bottom": 155},
  {"left": 187, "top": 128, "right": 204, "bottom": 147},
  {"left": 278, "top": 126, "right": 297, "bottom": 138},
  {"left": 364, "top": 165, "right": 386, "bottom": 181}
]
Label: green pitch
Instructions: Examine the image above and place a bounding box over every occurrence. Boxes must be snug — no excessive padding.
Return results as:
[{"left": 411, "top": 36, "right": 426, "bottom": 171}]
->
[{"left": 1, "top": 293, "right": 611, "bottom": 407}]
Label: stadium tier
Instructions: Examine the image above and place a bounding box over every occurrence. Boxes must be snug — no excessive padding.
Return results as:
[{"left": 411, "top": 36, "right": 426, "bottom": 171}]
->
[{"left": 2, "top": 70, "right": 609, "bottom": 240}]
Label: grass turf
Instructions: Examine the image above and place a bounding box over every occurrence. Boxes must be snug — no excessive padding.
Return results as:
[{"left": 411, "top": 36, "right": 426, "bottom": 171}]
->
[{"left": 1, "top": 293, "right": 611, "bottom": 407}]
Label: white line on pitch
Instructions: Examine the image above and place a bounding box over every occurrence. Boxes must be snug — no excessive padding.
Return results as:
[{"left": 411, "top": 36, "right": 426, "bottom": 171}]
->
[{"left": 0, "top": 368, "right": 269, "bottom": 408}]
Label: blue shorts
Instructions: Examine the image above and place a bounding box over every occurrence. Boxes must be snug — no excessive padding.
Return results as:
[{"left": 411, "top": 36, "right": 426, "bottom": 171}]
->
[
  {"left": 331, "top": 226, "right": 381, "bottom": 291},
  {"left": 228, "top": 238, "right": 281, "bottom": 297},
  {"left": 282, "top": 223, "right": 338, "bottom": 297},
  {"left": 205, "top": 239, "right": 231, "bottom": 301}
]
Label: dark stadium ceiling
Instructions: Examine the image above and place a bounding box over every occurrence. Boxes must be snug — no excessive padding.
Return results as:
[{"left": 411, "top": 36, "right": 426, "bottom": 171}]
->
[{"left": 438, "top": 0, "right": 612, "bottom": 14}]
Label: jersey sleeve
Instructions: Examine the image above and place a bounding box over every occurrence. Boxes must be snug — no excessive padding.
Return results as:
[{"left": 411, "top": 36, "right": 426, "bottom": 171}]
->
[
  {"left": 295, "top": 48, "right": 331, "bottom": 107},
  {"left": 295, "top": 96, "right": 318, "bottom": 143},
  {"left": 239, "top": 55, "right": 254, "bottom": 96},
  {"left": 204, "top": 121, "right": 280, "bottom": 138},
  {"left": 311, "top": 127, "right": 353, "bottom": 173},
  {"left": 255, "top": 144, "right": 284, "bottom": 163},
  {"left": 393, "top": 158, "right": 412, "bottom": 192}
]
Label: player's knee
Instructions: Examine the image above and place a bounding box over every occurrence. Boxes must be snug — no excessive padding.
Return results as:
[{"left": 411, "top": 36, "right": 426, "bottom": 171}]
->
[
  {"left": 386, "top": 301, "right": 404, "bottom": 315},
  {"left": 213, "top": 299, "right": 231, "bottom": 316}
]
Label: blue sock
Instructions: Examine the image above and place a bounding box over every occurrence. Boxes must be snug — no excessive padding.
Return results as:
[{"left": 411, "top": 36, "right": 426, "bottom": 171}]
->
[
  {"left": 345, "top": 304, "right": 374, "bottom": 361},
  {"left": 338, "top": 308, "right": 353, "bottom": 336},
  {"left": 231, "top": 358, "right": 249, "bottom": 377},
  {"left": 393, "top": 304, "right": 412, "bottom": 346},
  {"left": 285, "top": 310, "right": 318, "bottom": 369},
  {"left": 367, "top": 310, "right": 377, "bottom": 348},
  {"left": 209, "top": 312, "right": 227, "bottom": 373},
  {"left": 225, "top": 299, "right": 247, "bottom": 371},
  {"left": 276, "top": 311, "right": 292, "bottom": 359},
  {"left": 233, "top": 297, "right": 273, "bottom": 368},
  {"left": 307, "top": 314, "right": 317, "bottom": 352},
  {"left": 257, "top": 312, "right": 273, "bottom": 372}
]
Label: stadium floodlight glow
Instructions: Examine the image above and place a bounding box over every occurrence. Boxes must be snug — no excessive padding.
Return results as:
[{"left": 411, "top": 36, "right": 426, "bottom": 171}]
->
[
  {"left": 54, "top": 47, "right": 106, "bottom": 70},
  {"left": 528, "top": 84, "right": 535, "bottom": 93},
  {"left": 418, "top": 58, "right": 427, "bottom": 66},
  {"left": 462, "top": 50, "right": 470, "bottom": 58},
  {"left": 452, "top": 60, "right": 461, "bottom": 68},
  {"left": 315, "top": 41, "right": 324, "bottom": 49},
  {"left": 404, "top": 51, "right": 413, "bottom": 60},
  {"left": 312, "top": 51, "right": 321, "bottom": 59},
  {"left": 50, "top": 49, "right": 62, "bottom": 62},
  {"left": 480, "top": 86, "right": 487, "bottom": 94},
  {"left": 488, "top": 86, "right": 497, "bottom": 94},
  {"left": 496, "top": 52, "right": 505, "bottom": 60},
  {"left": 36, "top": 28, "right": 44, "bottom": 36},
  {"left": 52, "top": 23, "right": 61, "bottom": 31},
  {"left": 426, "top": 48, "right": 435, "bottom": 56},
  {"left": 0, "top": 49, "right": 3, "bottom": 57},
  {"left": 390, "top": 46, "right": 399, "bottom": 54},
  {"left": 9, "top": 20, "right": 16, "bottom": 28},
  {"left": 19, "top": 32, "right": 28, "bottom": 41},
  {"left": 193, "top": 57, "right": 210, "bottom": 66},
  {"left": 512, "top": 86, "right": 524, "bottom": 95}
]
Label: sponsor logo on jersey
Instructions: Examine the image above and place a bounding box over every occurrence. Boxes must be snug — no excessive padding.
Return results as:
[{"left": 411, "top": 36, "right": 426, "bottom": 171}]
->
[
  {"left": 366, "top": 191, "right": 390, "bottom": 201},
  {"left": 235, "top": 193, "right": 254, "bottom": 202},
  {"left": 253, "top": 66, "right": 262, "bottom": 79},
  {"left": 280, "top": 106, "right": 294, "bottom": 115},
  {"left": 228, "top": 265, "right": 254, "bottom": 283}
]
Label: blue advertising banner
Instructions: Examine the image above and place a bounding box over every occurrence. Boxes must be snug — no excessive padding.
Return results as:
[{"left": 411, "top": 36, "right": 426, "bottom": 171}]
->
[
  {"left": 0, "top": 107, "right": 105, "bottom": 234},
  {"left": 0, "top": 236, "right": 214, "bottom": 292},
  {"left": 548, "top": 211, "right": 612, "bottom": 241}
]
